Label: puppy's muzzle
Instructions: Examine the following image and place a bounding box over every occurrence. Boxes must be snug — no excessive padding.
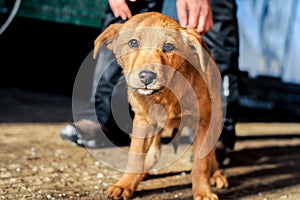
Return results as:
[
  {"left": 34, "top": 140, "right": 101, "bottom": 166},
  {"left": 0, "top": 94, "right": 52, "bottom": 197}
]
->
[{"left": 138, "top": 70, "right": 157, "bottom": 86}]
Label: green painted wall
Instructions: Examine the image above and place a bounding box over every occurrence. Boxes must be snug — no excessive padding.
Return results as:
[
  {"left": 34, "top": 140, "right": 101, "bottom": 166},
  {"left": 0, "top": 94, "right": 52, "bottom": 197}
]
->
[{"left": 1, "top": 0, "right": 108, "bottom": 28}]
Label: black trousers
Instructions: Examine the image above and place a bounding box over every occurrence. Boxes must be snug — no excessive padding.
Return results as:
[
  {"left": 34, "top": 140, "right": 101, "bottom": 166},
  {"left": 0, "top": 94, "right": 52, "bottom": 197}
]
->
[
  {"left": 202, "top": 0, "right": 240, "bottom": 149},
  {"left": 94, "top": 0, "right": 239, "bottom": 149}
]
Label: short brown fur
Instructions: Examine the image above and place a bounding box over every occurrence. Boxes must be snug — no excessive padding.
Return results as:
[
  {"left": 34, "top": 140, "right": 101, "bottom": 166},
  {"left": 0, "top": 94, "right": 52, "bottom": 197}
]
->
[{"left": 94, "top": 12, "right": 228, "bottom": 200}]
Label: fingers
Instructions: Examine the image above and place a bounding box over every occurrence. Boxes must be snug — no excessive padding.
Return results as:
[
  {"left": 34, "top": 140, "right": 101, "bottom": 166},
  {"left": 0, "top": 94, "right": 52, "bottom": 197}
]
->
[
  {"left": 186, "top": 4, "right": 201, "bottom": 29},
  {"left": 109, "top": 0, "right": 132, "bottom": 20},
  {"left": 196, "top": 5, "right": 213, "bottom": 33},
  {"left": 176, "top": 0, "right": 188, "bottom": 28},
  {"left": 176, "top": 0, "right": 213, "bottom": 34}
]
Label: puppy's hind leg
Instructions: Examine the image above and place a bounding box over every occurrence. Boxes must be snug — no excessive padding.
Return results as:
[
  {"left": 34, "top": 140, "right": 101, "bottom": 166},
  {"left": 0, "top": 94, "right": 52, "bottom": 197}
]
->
[
  {"left": 191, "top": 127, "right": 219, "bottom": 200},
  {"left": 209, "top": 148, "right": 228, "bottom": 189},
  {"left": 144, "top": 132, "right": 162, "bottom": 173}
]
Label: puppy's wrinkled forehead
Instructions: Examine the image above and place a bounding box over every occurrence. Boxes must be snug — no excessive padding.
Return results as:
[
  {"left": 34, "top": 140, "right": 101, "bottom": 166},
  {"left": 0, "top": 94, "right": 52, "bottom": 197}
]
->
[
  {"left": 120, "top": 12, "right": 181, "bottom": 32},
  {"left": 116, "top": 12, "right": 183, "bottom": 49}
]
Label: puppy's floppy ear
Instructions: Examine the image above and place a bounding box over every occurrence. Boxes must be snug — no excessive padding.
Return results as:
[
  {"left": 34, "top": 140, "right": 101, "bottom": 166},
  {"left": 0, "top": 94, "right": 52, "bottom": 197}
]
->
[
  {"left": 180, "top": 28, "right": 212, "bottom": 72},
  {"left": 181, "top": 29, "right": 224, "bottom": 158},
  {"left": 93, "top": 23, "right": 123, "bottom": 59}
]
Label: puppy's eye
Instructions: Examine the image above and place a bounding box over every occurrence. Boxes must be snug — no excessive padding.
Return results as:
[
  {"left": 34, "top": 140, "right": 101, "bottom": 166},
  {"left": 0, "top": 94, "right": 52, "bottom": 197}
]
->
[
  {"left": 163, "top": 43, "right": 175, "bottom": 53},
  {"left": 128, "top": 39, "right": 139, "bottom": 49}
]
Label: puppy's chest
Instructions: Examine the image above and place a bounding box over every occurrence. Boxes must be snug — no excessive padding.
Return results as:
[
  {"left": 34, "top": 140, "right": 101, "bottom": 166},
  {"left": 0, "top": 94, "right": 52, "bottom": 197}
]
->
[{"left": 145, "top": 92, "right": 198, "bottom": 124}]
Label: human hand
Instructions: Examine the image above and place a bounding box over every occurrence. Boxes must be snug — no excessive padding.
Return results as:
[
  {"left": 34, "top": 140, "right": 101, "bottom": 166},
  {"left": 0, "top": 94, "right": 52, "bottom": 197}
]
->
[
  {"left": 109, "top": 0, "right": 137, "bottom": 20},
  {"left": 176, "top": 0, "right": 213, "bottom": 33}
]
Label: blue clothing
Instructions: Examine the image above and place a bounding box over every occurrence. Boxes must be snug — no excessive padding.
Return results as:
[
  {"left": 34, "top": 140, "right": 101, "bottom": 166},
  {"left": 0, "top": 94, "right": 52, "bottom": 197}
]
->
[
  {"left": 162, "top": 0, "right": 300, "bottom": 84},
  {"left": 237, "top": 0, "right": 300, "bottom": 84}
]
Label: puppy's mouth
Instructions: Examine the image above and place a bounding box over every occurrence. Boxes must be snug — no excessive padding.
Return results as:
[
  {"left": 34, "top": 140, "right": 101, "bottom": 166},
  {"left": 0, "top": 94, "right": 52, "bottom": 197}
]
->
[
  {"left": 136, "top": 88, "right": 159, "bottom": 95},
  {"left": 127, "top": 82, "right": 161, "bottom": 95},
  {"left": 129, "top": 84, "right": 164, "bottom": 95}
]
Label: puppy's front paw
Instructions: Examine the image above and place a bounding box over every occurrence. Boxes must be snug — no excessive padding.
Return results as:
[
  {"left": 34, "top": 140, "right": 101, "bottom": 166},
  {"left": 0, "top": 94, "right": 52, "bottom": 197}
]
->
[
  {"left": 107, "top": 185, "right": 133, "bottom": 200},
  {"left": 194, "top": 192, "right": 219, "bottom": 200}
]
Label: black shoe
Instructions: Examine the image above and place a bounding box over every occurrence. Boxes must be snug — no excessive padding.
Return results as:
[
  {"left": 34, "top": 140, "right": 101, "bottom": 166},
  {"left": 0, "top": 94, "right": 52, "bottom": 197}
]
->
[
  {"left": 60, "top": 120, "right": 105, "bottom": 148},
  {"left": 60, "top": 119, "right": 131, "bottom": 148},
  {"left": 60, "top": 124, "right": 104, "bottom": 148},
  {"left": 60, "top": 124, "right": 85, "bottom": 147}
]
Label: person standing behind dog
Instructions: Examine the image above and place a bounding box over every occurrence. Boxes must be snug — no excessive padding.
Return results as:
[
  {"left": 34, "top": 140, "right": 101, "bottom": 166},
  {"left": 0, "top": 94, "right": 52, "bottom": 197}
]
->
[{"left": 60, "top": 0, "right": 240, "bottom": 165}]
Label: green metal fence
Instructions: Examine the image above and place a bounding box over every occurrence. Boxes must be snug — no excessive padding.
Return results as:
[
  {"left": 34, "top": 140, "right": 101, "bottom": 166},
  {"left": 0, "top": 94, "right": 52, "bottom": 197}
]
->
[{"left": 1, "top": 0, "right": 108, "bottom": 28}]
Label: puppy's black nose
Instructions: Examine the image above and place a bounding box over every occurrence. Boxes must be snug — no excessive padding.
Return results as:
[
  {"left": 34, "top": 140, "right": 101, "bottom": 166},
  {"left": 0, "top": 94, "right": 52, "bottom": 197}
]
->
[{"left": 138, "top": 70, "right": 157, "bottom": 86}]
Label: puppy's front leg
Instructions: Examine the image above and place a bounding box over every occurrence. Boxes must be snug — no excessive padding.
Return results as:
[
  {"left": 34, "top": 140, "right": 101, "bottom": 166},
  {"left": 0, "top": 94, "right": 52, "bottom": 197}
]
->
[{"left": 107, "top": 117, "right": 155, "bottom": 200}]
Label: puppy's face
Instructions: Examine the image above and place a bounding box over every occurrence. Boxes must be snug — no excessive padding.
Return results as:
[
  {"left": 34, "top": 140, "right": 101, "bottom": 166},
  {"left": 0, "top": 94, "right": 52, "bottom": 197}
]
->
[
  {"left": 94, "top": 12, "right": 208, "bottom": 95},
  {"left": 113, "top": 28, "right": 189, "bottom": 95}
]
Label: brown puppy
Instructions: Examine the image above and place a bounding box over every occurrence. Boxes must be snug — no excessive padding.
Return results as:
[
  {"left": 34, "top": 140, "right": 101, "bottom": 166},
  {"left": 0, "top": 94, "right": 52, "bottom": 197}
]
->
[{"left": 94, "top": 12, "right": 228, "bottom": 200}]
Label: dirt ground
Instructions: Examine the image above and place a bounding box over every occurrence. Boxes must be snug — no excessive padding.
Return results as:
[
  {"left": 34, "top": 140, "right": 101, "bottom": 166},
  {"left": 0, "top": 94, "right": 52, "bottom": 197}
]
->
[
  {"left": 1, "top": 88, "right": 300, "bottom": 200},
  {"left": 1, "top": 122, "right": 300, "bottom": 200}
]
